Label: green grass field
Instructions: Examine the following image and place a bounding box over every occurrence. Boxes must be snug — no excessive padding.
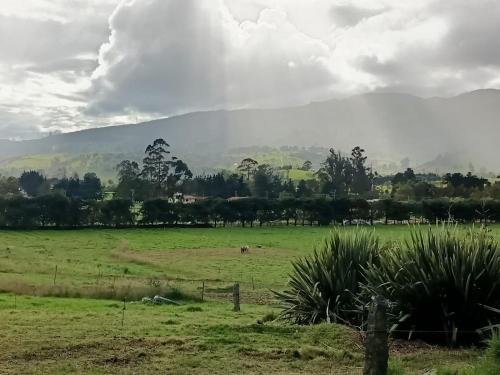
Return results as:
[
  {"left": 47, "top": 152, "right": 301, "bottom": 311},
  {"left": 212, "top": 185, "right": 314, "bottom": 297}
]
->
[
  {"left": 0, "top": 226, "right": 418, "bottom": 298},
  {"left": 0, "top": 225, "right": 494, "bottom": 374}
]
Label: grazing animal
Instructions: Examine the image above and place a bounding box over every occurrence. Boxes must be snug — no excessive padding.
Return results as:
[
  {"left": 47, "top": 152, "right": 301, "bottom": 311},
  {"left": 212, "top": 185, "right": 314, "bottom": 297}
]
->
[{"left": 240, "top": 246, "right": 249, "bottom": 254}]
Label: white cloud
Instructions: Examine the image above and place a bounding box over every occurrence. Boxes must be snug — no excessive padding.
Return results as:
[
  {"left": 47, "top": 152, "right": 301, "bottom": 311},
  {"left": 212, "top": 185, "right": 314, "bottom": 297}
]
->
[
  {"left": 1, "top": 0, "right": 500, "bottom": 139},
  {"left": 85, "top": 0, "right": 336, "bottom": 116}
]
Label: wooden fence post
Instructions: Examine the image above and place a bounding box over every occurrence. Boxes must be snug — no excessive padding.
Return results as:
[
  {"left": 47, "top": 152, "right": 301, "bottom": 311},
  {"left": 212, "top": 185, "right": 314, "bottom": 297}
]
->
[
  {"left": 53, "top": 265, "right": 58, "bottom": 286},
  {"left": 233, "top": 283, "right": 240, "bottom": 312},
  {"left": 121, "top": 300, "right": 126, "bottom": 328},
  {"left": 363, "top": 296, "right": 389, "bottom": 375}
]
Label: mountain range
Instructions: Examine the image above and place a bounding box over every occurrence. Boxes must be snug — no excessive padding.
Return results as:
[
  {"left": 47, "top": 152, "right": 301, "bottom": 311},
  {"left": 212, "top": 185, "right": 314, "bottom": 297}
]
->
[{"left": 1, "top": 89, "right": 500, "bottom": 176}]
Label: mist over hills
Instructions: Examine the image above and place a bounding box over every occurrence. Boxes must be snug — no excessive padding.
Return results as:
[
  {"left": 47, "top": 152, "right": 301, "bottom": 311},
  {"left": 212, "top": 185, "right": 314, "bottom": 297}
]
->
[{"left": 1, "top": 89, "right": 500, "bottom": 175}]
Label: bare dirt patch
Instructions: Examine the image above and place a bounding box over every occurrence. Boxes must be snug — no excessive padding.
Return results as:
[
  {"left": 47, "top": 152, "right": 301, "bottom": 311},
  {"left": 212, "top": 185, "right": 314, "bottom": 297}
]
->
[
  {"left": 111, "top": 247, "right": 291, "bottom": 265},
  {"left": 7, "top": 336, "right": 194, "bottom": 370}
]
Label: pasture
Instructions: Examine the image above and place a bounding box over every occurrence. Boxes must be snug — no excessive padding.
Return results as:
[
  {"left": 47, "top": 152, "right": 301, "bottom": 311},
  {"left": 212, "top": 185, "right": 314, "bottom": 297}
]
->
[{"left": 0, "top": 225, "right": 495, "bottom": 374}]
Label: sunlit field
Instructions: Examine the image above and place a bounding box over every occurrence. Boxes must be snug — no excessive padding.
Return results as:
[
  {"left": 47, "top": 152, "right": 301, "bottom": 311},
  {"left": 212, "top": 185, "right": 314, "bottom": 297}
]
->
[
  {"left": 0, "top": 225, "right": 469, "bottom": 300},
  {"left": 0, "top": 225, "right": 496, "bottom": 373}
]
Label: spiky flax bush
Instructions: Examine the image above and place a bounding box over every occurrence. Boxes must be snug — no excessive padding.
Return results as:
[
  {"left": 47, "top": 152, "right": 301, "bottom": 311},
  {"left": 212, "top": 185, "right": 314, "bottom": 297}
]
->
[
  {"left": 275, "top": 229, "right": 379, "bottom": 325},
  {"left": 364, "top": 226, "right": 500, "bottom": 345}
]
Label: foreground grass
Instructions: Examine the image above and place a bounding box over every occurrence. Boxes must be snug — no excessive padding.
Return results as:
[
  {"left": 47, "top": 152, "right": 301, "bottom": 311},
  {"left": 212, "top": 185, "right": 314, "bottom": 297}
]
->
[
  {"left": 0, "top": 226, "right": 494, "bottom": 373},
  {"left": 0, "top": 294, "right": 480, "bottom": 374}
]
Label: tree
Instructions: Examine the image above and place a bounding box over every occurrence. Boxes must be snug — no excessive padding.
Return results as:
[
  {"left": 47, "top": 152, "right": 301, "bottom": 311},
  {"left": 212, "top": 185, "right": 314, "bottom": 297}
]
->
[
  {"left": 142, "top": 138, "right": 172, "bottom": 193},
  {"left": 252, "top": 164, "right": 282, "bottom": 199},
  {"left": 115, "top": 160, "right": 152, "bottom": 201},
  {"left": 19, "top": 171, "right": 45, "bottom": 197},
  {"left": 350, "top": 146, "right": 371, "bottom": 195},
  {"left": 237, "top": 158, "right": 258, "bottom": 180},
  {"left": 281, "top": 179, "right": 296, "bottom": 197},
  {"left": 36, "top": 194, "right": 70, "bottom": 227},
  {"left": 317, "top": 148, "right": 352, "bottom": 198},
  {"left": 301, "top": 160, "right": 313, "bottom": 171},
  {"left": 0, "top": 175, "right": 19, "bottom": 196},
  {"left": 230, "top": 199, "right": 258, "bottom": 227},
  {"left": 99, "top": 199, "right": 134, "bottom": 227},
  {"left": 54, "top": 173, "right": 103, "bottom": 200},
  {"left": 183, "top": 173, "right": 250, "bottom": 198},
  {"left": 413, "top": 181, "right": 434, "bottom": 201},
  {"left": 392, "top": 168, "right": 416, "bottom": 185},
  {"left": 444, "top": 172, "right": 489, "bottom": 191},
  {"left": 256, "top": 199, "right": 279, "bottom": 226},
  {"left": 280, "top": 198, "right": 300, "bottom": 226},
  {"left": 117, "top": 160, "right": 141, "bottom": 182},
  {"left": 374, "top": 199, "right": 410, "bottom": 224},
  {"left": 141, "top": 199, "right": 178, "bottom": 225},
  {"left": 3, "top": 197, "right": 41, "bottom": 228},
  {"left": 80, "top": 173, "right": 103, "bottom": 200},
  {"left": 213, "top": 199, "right": 237, "bottom": 226},
  {"left": 296, "top": 180, "right": 313, "bottom": 198},
  {"left": 439, "top": 172, "right": 490, "bottom": 199},
  {"left": 140, "top": 139, "right": 192, "bottom": 197},
  {"left": 165, "top": 159, "right": 193, "bottom": 195},
  {"left": 392, "top": 182, "right": 415, "bottom": 201}
]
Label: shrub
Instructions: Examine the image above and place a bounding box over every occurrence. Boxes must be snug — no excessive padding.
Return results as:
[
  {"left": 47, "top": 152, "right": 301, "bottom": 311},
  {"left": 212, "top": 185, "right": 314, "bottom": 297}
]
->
[
  {"left": 364, "top": 225, "right": 500, "bottom": 345},
  {"left": 99, "top": 199, "right": 134, "bottom": 226},
  {"left": 275, "top": 229, "right": 379, "bottom": 325}
]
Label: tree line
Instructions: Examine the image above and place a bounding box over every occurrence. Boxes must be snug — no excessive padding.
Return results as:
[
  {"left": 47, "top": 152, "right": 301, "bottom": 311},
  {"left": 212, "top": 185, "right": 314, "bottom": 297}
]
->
[
  {"left": 1, "top": 138, "right": 500, "bottom": 228},
  {"left": 1, "top": 140, "right": 496, "bottom": 202},
  {"left": 2, "top": 196, "right": 500, "bottom": 229}
]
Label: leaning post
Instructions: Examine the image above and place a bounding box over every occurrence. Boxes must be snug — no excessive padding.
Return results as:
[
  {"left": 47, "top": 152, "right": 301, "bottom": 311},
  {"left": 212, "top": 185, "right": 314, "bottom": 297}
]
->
[{"left": 363, "top": 296, "right": 389, "bottom": 375}]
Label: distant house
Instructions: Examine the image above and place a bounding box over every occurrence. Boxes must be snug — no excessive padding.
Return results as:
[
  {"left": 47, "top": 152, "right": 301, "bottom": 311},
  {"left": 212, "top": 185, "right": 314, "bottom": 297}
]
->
[
  {"left": 182, "top": 195, "right": 208, "bottom": 204},
  {"left": 227, "top": 196, "right": 249, "bottom": 202}
]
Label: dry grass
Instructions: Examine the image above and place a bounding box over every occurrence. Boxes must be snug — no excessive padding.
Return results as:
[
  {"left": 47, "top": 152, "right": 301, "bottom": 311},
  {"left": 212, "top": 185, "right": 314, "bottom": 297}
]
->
[{"left": 0, "top": 279, "right": 197, "bottom": 302}]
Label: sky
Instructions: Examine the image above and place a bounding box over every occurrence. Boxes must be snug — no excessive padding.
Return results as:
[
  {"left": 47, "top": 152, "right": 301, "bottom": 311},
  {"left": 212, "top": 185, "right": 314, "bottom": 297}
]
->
[{"left": 1, "top": 0, "right": 500, "bottom": 140}]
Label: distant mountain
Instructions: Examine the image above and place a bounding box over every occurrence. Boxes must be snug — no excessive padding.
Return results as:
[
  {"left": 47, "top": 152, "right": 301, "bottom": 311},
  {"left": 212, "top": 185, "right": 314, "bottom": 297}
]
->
[{"left": 1, "top": 89, "right": 500, "bottom": 174}]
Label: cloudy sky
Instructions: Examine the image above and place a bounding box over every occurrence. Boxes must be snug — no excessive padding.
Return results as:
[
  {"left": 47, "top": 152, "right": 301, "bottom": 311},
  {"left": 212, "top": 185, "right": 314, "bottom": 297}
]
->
[{"left": 1, "top": 0, "right": 499, "bottom": 140}]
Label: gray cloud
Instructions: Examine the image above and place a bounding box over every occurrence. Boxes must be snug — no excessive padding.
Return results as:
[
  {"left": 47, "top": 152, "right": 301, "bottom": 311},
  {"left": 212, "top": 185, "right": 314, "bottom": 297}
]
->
[
  {"left": 25, "top": 58, "right": 98, "bottom": 75},
  {"left": 0, "top": 15, "right": 108, "bottom": 65},
  {"left": 349, "top": 0, "right": 500, "bottom": 97},
  {"left": 0, "top": 107, "right": 45, "bottom": 140},
  {"left": 2, "top": 0, "right": 500, "bottom": 139},
  {"left": 435, "top": 1, "right": 500, "bottom": 68},
  {"left": 86, "top": 0, "right": 335, "bottom": 116},
  {"left": 330, "top": 4, "right": 385, "bottom": 28}
]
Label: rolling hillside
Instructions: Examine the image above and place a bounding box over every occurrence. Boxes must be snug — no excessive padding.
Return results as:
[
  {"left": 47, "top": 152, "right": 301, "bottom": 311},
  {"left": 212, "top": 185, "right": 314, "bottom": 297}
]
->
[{"left": 2, "top": 89, "right": 500, "bottom": 175}]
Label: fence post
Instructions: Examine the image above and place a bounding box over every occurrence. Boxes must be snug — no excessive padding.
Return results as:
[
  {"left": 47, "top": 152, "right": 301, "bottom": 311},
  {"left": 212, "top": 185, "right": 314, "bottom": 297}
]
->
[
  {"left": 363, "top": 296, "right": 389, "bottom": 375},
  {"left": 53, "top": 265, "right": 58, "bottom": 286},
  {"left": 233, "top": 283, "right": 240, "bottom": 312},
  {"left": 201, "top": 281, "right": 205, "bottom": 302},
  {"left": 121, "top": 299, "right": 126, "bottom": 328}
]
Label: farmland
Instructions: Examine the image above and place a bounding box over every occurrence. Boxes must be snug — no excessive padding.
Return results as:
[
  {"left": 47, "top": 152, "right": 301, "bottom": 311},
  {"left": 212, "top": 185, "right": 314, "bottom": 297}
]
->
[
  {"left": 0, "top": 225, "right": 495, "bottom": 374},
  {"left": 0, "top": 226, "right": 423, "bottom": 297}
]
